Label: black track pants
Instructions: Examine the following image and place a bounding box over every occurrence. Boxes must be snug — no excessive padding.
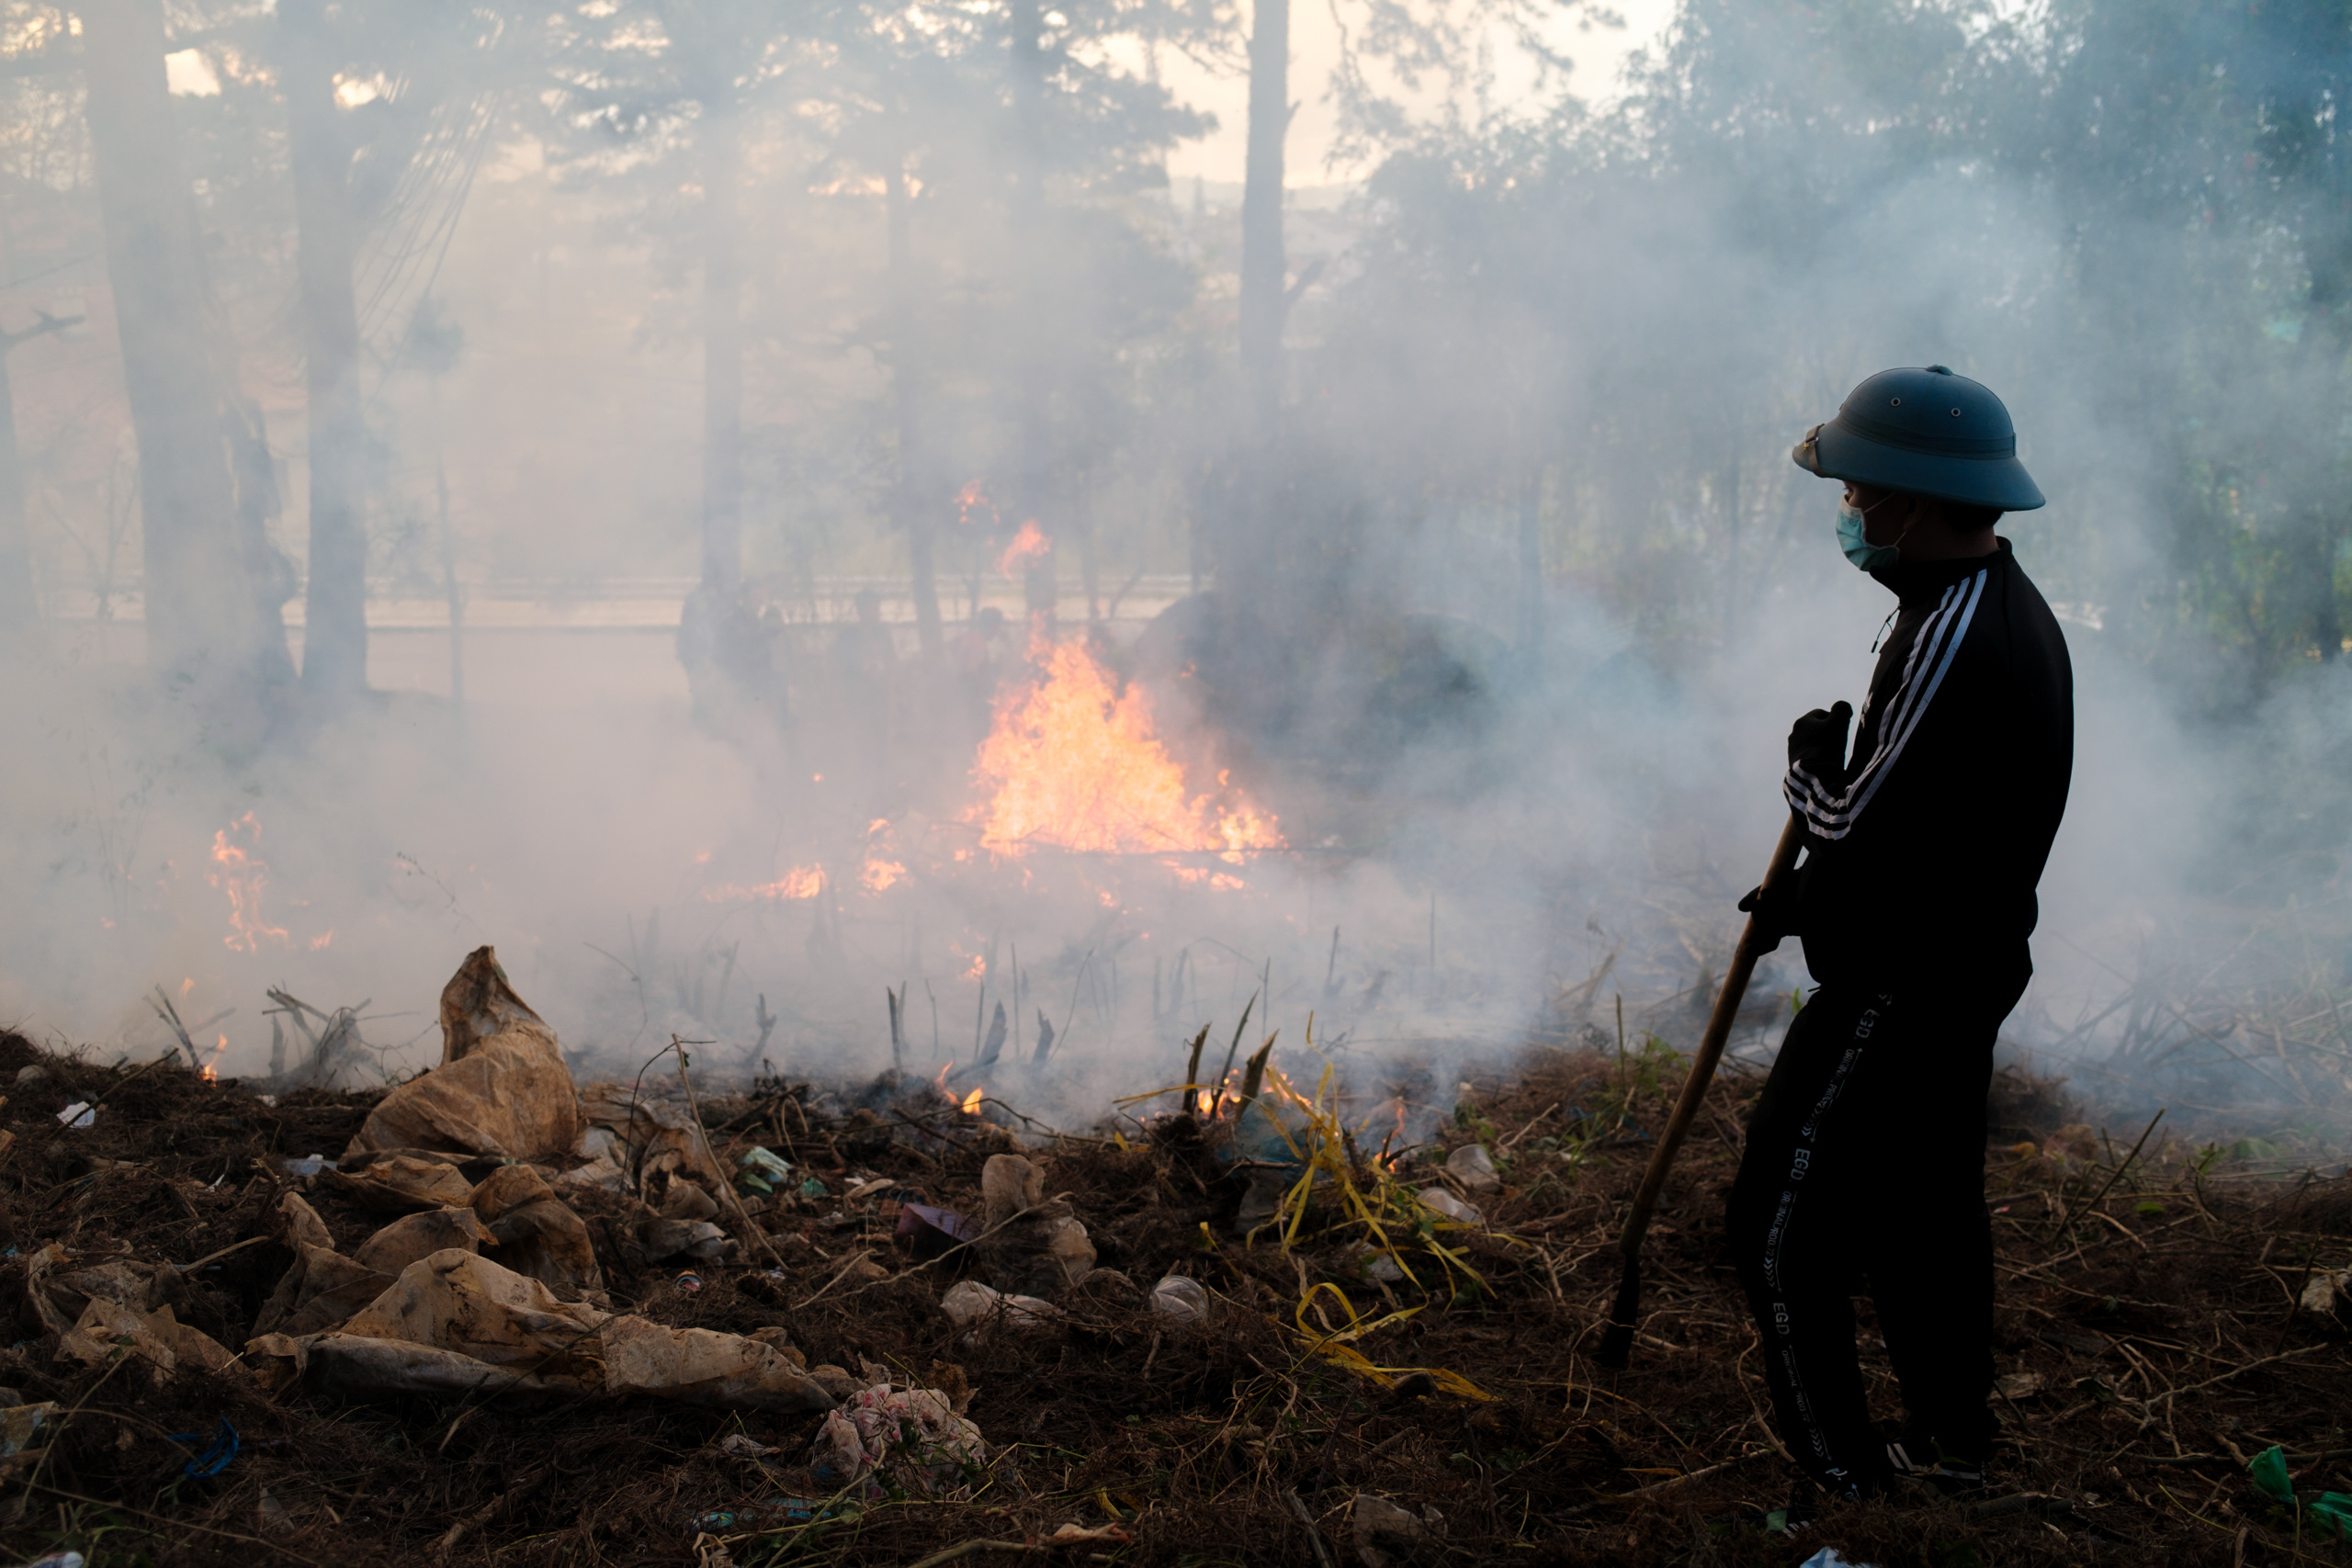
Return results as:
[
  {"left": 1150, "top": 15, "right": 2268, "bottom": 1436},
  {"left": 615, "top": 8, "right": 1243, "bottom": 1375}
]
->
[{"left": 1724, "top": 982, "right": 2011, "bottom": 1488}]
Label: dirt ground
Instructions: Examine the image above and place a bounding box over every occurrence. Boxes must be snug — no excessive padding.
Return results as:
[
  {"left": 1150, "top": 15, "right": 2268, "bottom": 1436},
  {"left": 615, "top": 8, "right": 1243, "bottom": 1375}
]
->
[{"left": 0, "top": 1022, "right": 2345, "bottom": 1568}]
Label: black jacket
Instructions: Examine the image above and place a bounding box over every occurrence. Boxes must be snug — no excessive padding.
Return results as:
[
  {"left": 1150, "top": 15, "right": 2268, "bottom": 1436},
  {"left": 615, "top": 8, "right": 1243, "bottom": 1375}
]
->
[{"left": 1781, "top": 540, "right": 2074, "bottom": 997}]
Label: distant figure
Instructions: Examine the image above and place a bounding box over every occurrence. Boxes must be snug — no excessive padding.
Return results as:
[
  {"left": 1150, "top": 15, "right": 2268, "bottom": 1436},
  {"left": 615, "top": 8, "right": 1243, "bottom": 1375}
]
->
[
  {"left": 1728, "top": 367, "right": 2072, "bottom": 1517},
  {"left": 680, "top": 581, "right": 784, "bottom": 728}
]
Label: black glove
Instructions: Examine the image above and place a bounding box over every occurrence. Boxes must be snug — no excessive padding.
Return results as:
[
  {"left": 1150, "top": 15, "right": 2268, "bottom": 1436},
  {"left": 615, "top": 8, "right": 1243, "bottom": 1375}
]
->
[
  {"left": 1787, "top": 700, "right": 1853, "bottom": 788},
  {"left": 1736, "top": 874, "right": 1804, "bottom": 954}
]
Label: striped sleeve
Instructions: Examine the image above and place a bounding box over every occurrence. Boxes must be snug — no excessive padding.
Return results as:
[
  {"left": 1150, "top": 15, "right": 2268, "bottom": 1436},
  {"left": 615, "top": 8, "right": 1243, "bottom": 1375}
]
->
[{"left": 1782, "top": 569, "right": 1988, "bottom": 842}]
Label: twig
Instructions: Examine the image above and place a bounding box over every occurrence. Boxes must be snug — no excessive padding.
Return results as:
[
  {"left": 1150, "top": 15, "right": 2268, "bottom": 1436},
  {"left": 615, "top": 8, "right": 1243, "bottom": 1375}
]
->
[
  {"left": 2053, "top": 1108, "right": 2165, "bottom": 1239},
  {"left": 673, "top": 1036, "right": 786, "bottom": 1270},
  {"left": 1285, "top": 1487, "right": 1338, "bottom": 1568}
]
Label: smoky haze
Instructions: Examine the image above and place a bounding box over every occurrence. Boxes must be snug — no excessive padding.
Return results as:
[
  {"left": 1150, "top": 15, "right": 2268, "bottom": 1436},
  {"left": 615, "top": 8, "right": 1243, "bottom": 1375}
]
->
[{"left": 0, "top": 0, "right": 2345, "bottom": 1127}]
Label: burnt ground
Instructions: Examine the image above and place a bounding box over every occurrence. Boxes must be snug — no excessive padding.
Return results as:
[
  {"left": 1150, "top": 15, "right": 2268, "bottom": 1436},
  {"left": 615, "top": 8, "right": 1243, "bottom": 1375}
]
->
[{"left": 0, "top": 1024, "right": 2346, "bottom": 1567}]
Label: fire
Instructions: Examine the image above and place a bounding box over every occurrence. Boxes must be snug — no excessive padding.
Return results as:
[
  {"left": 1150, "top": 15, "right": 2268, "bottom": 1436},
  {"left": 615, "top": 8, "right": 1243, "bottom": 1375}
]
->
[
  {"left": 702, "top": 865, "right": 824, "bottom": 903},
  {"left": 310, "top": 930, "right": 334, "bottom": 951},
  {"left": 967, "top": 636, "right": 1282, "bottom": 860},
  {"left": 959, "top": 1088, "right": 984, "bottom": 1114},
  {"left": 997, "top": 520, "right": 1050, "bottom": 577},
  {"left": 209, "top": 812, "right": 289, "bottom": 952},
  {"left": 861, "top": 857, "right": 906, "bottom": 892},
  {"left": 934, "top": 1061, "right": 955, "bottom": 1094},
  {"left": 201, "top": 1034, "right": 226, "bottom": 1083},
  {"left": 956, "top": 479, "right": 999, "bottom": 533}
]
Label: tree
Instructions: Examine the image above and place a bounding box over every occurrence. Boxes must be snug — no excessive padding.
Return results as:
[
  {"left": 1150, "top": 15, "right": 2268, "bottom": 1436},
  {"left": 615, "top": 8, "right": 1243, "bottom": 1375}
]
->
[{"left": 78, "top": 0, "right": 277, "bottom": 694}]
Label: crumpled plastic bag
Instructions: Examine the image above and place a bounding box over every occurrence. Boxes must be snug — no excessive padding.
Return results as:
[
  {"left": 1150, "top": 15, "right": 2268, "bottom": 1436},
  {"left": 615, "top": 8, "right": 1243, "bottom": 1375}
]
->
[
  {"left": 941, "top": 1279, "right": 1060, "bottom": 1333},
  {"left": 278, "top": 1251, "right": 835, "bottom": 1413},
  {"left": 1353, "top": 1493, "right": 1444, "bottom": 1568},
  {"left": 577, "top": 1083, "right": 728, "bottom": 1190},
  {"left": 341, "top": 1248, "right": 605, "bottom": 1380},
  {"left": 353, "top": 1207, "right": 497, "bottom": 1277},
  {"left": 808, "top": 1380, "right": 985, "bottom": 1496},
  {"left": 344, "top": 947, "right": 582, "bottom": 1162},
  {"left": 252, "top": 1244, "right": 393, "bottom": 1338},
  {"left": 469, "top": 1164, "right": 603, "bottom": 1298},
  {"left": 23, "top": 1245, "right": 183, "bottom": 1337},
  {"left": 60, "top": 1297, "right": 239, "bottom": 1376},
  {"left": 601, "top": 1315, "right": 833, "bottom": 1411},
  {"left": 322, "top": 1155, "right": 477, "bottom": 1213},
  {"left": 2251, "top": 1444, "right": 2352, "bottom": 1539}
]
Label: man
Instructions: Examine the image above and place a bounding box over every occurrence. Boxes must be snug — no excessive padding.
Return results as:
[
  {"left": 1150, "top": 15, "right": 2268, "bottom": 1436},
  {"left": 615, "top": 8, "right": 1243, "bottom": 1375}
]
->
[{"left": 1726, "top": 365, "right": 2073, "bottom": 1508}]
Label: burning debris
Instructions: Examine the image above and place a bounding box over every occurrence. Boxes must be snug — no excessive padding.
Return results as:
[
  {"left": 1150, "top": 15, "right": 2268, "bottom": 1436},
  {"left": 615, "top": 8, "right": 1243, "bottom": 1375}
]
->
[
  {"left": 968, "top": 633, "right": 1281, "bottom": 863},
  {"left": 0, "top": 945, "right": 2348, "bottom": 1565}
]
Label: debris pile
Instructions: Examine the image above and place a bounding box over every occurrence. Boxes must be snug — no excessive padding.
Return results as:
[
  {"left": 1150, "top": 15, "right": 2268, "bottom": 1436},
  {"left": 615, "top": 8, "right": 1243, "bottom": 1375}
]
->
[{"left": 0, "top": 947, "right": 2346, "bottom": 1565}]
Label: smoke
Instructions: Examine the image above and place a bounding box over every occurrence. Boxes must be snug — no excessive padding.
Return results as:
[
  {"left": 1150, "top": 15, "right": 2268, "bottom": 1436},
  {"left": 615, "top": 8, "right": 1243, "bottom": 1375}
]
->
[{"left": 3, "top": 0, "right": 2346, "bottom": 1126}]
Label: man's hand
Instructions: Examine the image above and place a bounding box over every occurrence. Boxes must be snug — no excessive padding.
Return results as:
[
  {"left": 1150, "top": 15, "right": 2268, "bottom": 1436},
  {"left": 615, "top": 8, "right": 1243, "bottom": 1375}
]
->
[
  {"left": 1788, "top": 700, "right": 1853, "bottom": 785},
  {"left": 1737, "top": 877, "right": 1802, "bottom": 954}
]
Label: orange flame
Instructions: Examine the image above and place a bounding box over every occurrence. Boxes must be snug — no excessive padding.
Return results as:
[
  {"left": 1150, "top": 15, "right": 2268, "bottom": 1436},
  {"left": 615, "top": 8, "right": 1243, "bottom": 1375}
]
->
[
  {"left": 934, "top": 1061, "right": 955, "bottom": 1094},
  {"left": 209, "top": 813, "right": 289, "bottom": 952},
  {"left": 956, "top": 479, "right": 1000, "bottom": 533},
  {"left": 997, "top": 520, "right": 1050, "bottom": 577},
  {"left": 967, "top": 636, "right": 1283, "bottom": 861},
  {"left": 702, "top": 865, "right": 824, "bottom": 902},
  {"left": 861, "top": 857, "right": 906, "bottom": 892},
  {"left": 960, "top": 1087, "right": 984, "bottom": 1114},
  {"left": 201, "top": 1034, "right": 226, "bottom": 1084}
]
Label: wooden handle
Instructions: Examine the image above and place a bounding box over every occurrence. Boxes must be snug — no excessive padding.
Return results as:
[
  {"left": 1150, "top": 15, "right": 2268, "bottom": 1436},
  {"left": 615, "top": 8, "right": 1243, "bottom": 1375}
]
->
[{"left": 1613, "top": 815, "right": 1805, "bottom": 1259}]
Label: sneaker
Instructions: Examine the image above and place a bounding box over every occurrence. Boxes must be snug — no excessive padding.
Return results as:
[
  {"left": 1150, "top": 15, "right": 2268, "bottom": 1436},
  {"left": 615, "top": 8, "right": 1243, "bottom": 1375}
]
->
[{"left": 1885, "top": 1435, "right": 1986, "bottom": 1496}]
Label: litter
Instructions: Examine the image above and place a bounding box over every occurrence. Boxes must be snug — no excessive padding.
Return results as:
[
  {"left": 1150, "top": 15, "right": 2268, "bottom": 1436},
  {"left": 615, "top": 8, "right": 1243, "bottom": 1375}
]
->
[
  {"left": 809, "top": 1379, "right": 986, "bottom": 1496},
  {"left": 1443, "top": 1144, "right": 1501, "bottom": 1191},
  {"left": 895, "top": 1202, "right": 978, "bottom": 1259},
  {"left": 0, "top": 1401, "right": 54, "bottom": 1459},
  {"left": 738, "top": 1146, "right": 792, "bottom": 1194},
  {"left": 53, "top": 1102, "right": 93, "bottom": 1129},
  {"left": 940, "top": 1279, "right": 1061, "bottom": 1333},
  {"left": 797, "top": 1176, "right": 831, "bottom": 1200},
  {"left": 1796, "top": 1551, "right": 1878, "bottom": 1568},
  {"left": 675, "top": 1270, "right": 703, "bottom": 1294},
  {"left": 164, "top": 1416, "right": 240, "bottom": 1477},
  {"left": 1417, "top": 1188, "right": 1483, "bottom": 1225},
  {"left": 279, "top": 1154, "right": 327, "bottom": 1178},
  {"left": 2250, "top": 1443, "right": 2352, "bottom": 1539},
  {"left": 1352, "top": 1493, "right": 1443, "bottom": 1568},
  {"left": 1149, "top": 1275, "right": 1208, "bottom": 1323},
  {"left": 345, "top": 947, "right": 582, "bottom": 1163}
]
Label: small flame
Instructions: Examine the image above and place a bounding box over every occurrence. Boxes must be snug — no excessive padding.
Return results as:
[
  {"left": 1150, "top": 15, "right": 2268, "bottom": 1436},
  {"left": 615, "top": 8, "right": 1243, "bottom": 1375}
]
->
[
  {"left": 179, "top": 976, "right": 194, "bottom": 997},
  {"left": 997, "top": 519, "right": 1050, "bottom": 577},
  {"left": 1194, "top": 1087, "right": 1216, "bottom": 1115},
  {"left": 201, "top": 1034, "right": 226, "bottom": 1083},
  {"left": 956, "top": 479, "right": 1000, "bottom": 533},
  {"left": 934, "top": 1061, "right": 955, "bottom": 1094},
  {"left": 209, "top": 812, "right": 290, "bottom": 952},
  {"left": 309, "top": 930, "right": 334, "bottom": 951},
  {"left": 702, "top": 865, "right": 824, "bottom": 903},
  {"left": 962, "top": 955, "right": 985, "bottom": 981},
  {"left": 861, "top": 858, "right": 906, "bottom": 892},
  {"left": 960, "top": 1087, "right": 984, "bottom": 1114}
]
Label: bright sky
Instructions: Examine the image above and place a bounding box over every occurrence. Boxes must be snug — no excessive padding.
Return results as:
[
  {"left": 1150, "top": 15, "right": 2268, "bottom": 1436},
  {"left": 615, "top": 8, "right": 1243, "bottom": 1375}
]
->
[{"left": 1159, "top": 0, "right": 1678, "bottom": 186}]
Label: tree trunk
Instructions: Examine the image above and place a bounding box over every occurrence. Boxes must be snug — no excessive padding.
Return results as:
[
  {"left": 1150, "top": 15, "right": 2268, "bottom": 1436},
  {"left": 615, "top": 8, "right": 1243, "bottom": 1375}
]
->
[
  {"left": 1238, "top": 0, "right": 1290, "bottom": 417},
  {"left": 887, "top": 160, "right": 943, "bottom": 658},
  {"left": 282, "top": 0, "right": 368, "bottom": 699},
  {"left": 1006, "top": 0, "right": 1055, "bottom": 615},
  {"left": 80, "top": 0, "right": 267, "bottom": 689},
  {"left": 701, "top": 86, "right": 742, "bottom": 595}
]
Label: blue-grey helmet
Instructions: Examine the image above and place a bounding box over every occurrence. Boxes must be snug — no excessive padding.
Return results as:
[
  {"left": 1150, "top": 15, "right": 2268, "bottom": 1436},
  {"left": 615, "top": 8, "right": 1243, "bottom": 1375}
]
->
[{"left": 1792, "top": 365, "right": 2043, "bottom": 512}]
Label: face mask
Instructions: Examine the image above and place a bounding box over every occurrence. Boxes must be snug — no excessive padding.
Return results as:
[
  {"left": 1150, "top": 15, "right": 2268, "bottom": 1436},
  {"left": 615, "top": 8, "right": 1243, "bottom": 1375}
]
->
[{"left": 1837, "top": 498, "right": 1905, "bottom": 572}]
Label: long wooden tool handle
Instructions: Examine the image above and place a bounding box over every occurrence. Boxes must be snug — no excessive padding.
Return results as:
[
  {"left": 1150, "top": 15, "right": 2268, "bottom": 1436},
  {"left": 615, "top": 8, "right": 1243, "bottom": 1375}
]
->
[{"left": 1613, "top": 815, "right": 1804, "bottom": 1259}]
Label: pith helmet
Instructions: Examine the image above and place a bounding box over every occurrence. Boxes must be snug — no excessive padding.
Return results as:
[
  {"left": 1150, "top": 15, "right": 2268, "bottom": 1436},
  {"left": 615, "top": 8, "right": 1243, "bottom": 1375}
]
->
[{"left": 1792, "top": 365, "right": 2044, "bottom": 512}]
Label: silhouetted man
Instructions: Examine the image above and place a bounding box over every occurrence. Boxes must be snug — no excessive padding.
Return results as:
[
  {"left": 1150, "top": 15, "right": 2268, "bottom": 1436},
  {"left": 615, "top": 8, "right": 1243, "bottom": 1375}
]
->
[{"left": 1728, "top": 366, "right": 2073, "bottom": 1511}]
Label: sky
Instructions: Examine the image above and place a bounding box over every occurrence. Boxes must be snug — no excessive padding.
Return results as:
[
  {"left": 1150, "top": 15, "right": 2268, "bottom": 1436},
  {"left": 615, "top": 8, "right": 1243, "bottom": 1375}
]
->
[{"left": 1159, "top": 0, "right": 1677, "bottom": 187}]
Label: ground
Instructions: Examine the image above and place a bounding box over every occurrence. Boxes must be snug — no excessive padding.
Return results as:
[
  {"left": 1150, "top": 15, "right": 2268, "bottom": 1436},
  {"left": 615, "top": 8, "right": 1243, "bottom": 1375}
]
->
[{"left": 0, "top": 1025, "right": 2344, "bottom": 1568}]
